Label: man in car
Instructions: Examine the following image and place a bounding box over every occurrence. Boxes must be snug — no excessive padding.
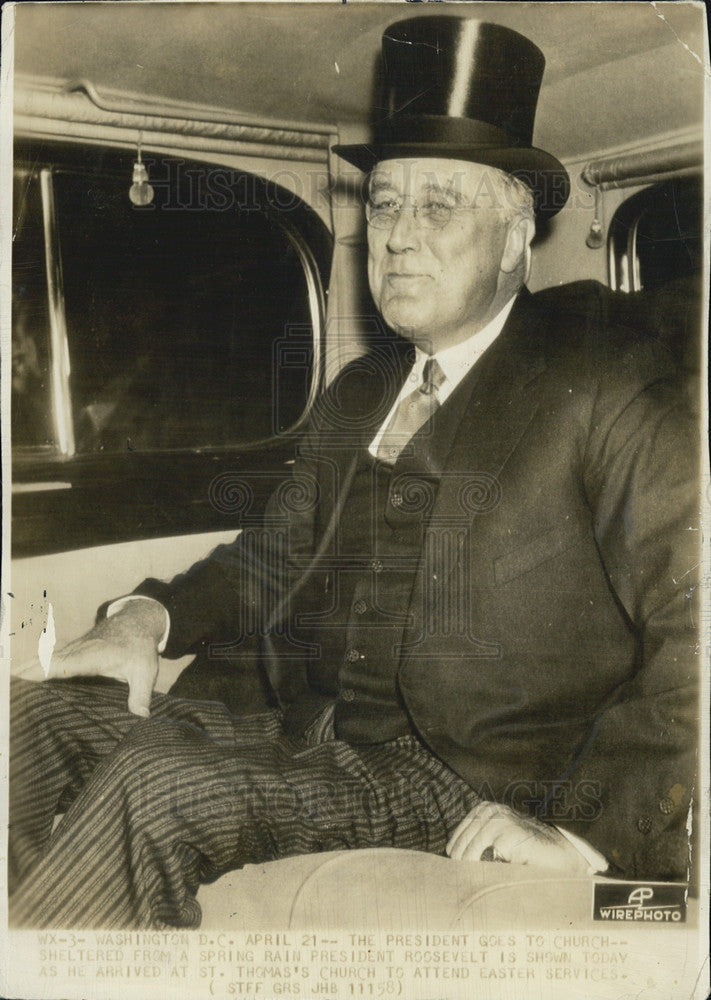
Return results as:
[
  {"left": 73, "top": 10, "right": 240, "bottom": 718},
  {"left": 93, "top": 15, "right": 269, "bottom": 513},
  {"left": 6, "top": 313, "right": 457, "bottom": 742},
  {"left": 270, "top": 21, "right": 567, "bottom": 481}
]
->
[{"left": 9, "top": 17, "right": 698, "bottom": 928}]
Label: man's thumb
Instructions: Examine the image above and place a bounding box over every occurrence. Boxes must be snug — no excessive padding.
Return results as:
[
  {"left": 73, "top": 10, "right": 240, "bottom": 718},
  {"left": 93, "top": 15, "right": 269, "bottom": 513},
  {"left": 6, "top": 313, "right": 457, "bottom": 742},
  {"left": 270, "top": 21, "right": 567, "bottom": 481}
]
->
[{"left": 127, "top": 669, "right": 154, "bottom": 718}]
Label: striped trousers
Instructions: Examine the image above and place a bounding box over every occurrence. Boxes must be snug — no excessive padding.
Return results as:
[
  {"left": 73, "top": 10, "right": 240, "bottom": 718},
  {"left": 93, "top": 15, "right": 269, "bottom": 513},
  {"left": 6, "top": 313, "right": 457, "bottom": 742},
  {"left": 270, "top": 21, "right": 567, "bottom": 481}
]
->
[{"left": 9, "top": 676, "right": 479, "bottom": 929}]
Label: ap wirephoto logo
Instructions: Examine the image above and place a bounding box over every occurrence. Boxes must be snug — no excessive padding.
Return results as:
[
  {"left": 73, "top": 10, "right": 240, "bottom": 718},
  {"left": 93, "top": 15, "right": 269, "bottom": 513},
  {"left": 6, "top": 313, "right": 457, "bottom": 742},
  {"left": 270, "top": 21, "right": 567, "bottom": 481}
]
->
[{"left": 593, "top": 883, "right": 687, "bottom": 922}]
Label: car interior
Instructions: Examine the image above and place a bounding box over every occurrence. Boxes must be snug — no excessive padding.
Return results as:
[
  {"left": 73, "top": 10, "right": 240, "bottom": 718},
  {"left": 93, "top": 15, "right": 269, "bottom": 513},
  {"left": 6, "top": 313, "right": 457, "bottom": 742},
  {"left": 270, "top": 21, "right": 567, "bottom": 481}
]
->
[{"left": 6, "top": 2, "right": 706, "bottom": 929}]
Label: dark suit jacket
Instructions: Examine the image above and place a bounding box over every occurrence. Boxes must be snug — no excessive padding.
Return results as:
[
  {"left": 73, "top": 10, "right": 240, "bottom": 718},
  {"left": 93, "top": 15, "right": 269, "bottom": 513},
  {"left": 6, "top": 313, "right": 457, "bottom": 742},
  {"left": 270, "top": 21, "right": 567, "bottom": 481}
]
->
[{"left": 136, "top": 288, "right": 699, "bottom": 880}]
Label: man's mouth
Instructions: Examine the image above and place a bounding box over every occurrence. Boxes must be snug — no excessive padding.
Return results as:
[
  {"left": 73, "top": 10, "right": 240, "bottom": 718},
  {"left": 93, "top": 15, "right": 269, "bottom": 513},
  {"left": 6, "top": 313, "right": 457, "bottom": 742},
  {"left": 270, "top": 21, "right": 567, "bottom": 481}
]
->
[{"left": 386, "top": 272, "right": 428, "bottom": 283}]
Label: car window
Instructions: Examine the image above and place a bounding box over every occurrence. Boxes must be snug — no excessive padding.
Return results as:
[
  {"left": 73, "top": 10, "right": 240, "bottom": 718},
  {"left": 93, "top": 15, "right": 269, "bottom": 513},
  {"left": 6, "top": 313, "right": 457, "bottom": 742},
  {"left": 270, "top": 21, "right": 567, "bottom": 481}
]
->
[
  {"left": 11, "top": 140, "right": 332, "bottom": 557},
  {"left": 608, "top": 174, "right": 702, "bottom": 293},
  {"left": 607, "top": 174, "right": 702, "bottom": 369},
  {"left": 12, "top": 142, "right": 329, "bottom": 460}
]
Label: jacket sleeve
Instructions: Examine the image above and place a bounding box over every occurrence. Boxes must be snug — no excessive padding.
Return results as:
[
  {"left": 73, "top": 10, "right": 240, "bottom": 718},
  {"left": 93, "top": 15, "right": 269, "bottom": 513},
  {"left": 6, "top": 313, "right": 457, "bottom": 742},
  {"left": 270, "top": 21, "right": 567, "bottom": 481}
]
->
[{"left": 559, "top": 363, "right": 700, "bottom": 879}]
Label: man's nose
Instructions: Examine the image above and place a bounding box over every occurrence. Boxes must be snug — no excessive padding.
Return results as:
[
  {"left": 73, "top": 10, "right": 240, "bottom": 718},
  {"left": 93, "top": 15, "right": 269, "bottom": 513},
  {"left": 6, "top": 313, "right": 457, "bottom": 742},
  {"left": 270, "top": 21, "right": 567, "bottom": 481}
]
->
[{"left": 386, "top": 203, "right": 420, "bottom": 253}]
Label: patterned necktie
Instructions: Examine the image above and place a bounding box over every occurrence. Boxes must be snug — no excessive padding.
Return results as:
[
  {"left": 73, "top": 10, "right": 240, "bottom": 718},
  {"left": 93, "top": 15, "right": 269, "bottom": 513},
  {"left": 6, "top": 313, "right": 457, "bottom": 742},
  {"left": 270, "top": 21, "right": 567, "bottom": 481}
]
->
[{"left": 376, "top": 357, "right": 447, "bottom": 464}]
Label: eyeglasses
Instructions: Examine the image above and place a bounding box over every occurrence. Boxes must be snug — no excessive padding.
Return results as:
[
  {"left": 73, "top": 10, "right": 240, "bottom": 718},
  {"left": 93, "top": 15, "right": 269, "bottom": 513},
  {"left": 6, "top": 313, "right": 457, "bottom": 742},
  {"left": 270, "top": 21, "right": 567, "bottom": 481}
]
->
[{"left": 365, "top": 195, "right": 476, "bottom": 231}]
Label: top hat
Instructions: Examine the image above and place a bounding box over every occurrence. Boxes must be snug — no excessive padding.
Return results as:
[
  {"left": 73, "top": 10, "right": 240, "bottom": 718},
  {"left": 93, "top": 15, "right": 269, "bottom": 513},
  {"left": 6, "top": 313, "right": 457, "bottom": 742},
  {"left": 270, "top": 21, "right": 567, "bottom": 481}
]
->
[{"left": 333, "top": 17, "right": 570, "bottom": 218}]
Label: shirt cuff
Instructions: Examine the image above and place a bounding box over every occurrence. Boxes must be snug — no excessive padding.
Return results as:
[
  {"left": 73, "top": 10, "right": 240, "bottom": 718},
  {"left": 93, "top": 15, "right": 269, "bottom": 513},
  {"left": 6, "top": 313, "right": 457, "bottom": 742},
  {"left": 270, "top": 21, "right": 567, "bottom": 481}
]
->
[
  {"left": 556, "top": 826, "right": 609, "bottom": 874},
  {"left": 106, "top": 595, "right": 171, "bottom": 654}
]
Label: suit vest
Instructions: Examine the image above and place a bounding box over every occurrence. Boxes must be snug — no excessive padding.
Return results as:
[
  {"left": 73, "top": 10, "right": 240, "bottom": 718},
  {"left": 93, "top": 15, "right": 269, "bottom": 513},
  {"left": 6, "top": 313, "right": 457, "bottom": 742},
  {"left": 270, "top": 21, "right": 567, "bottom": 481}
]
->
[{"left": 283, "top": 361, "right": 482, "bottom": 743}]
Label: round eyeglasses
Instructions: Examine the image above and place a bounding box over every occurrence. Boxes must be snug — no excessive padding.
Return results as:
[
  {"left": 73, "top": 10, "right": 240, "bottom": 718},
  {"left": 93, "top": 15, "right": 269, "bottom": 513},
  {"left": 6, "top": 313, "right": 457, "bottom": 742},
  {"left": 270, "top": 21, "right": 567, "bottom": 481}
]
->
[{"left": 365, "top": 196, "right": 475, "bottom": 231}]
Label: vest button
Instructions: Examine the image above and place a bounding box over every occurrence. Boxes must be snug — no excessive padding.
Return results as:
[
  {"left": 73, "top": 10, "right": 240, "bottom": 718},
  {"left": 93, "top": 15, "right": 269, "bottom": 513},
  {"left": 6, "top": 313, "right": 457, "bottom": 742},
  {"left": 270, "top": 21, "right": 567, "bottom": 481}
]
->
[
  {"left": 390, "top": 491, "right": 404, "bottom": 508},
  {"left": 658, "top": 796, "right": 675, "bottom": 815},
  {"left": 370, "top": 559, "right": 384, "bottom": 574},
  {"left": 637, "top": 816, "right": 653, "bottom": 835},
  {"left": 345, "top": 648, "right": 361, "bottom": 663},
  {"left": 341, "top": 687, "right": 356, "bottom": 702},
  {"left": 353, "top": 599, "right": 368, "bottom": 615}
]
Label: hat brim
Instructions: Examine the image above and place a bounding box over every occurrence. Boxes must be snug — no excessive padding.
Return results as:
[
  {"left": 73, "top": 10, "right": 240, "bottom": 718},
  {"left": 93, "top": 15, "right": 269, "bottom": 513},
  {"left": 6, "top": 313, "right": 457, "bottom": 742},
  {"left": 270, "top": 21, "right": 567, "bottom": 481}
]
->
[{"left": 332, "top": 142, "right": 570, "bottom": 219}]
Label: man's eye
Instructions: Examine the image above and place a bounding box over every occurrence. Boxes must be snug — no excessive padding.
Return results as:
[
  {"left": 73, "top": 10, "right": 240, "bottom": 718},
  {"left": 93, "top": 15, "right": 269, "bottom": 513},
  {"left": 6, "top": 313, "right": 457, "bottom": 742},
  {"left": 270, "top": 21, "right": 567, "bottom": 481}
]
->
[
  {"left": 371, "top": 198, "right": 400, "bottom": 212},
  {"left": 422, "top": 200, "right": 453, "bottom": 216}
]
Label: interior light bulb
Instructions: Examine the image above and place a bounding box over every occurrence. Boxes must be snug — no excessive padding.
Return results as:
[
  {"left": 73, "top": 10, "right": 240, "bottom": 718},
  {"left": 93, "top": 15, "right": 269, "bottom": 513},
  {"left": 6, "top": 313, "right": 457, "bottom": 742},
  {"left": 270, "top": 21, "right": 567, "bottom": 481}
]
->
[
  {"left": 586, "top": 219, "right": 605, "bottom": 250},
  {"left": 585, "top": 187, "right": 605, "bottom": 249},
  {"left": 129, "top": 160, "right": 154, "bottom": 207}
]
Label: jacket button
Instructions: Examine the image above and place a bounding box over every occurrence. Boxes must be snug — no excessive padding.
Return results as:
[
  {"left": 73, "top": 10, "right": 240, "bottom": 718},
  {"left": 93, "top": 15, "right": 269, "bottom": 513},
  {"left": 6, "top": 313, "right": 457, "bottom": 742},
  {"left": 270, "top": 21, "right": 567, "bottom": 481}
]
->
[
  {"left": 345, "top": 648, "right": 361, "bottom": 663},
  {"left": 390, "top": 491, "right": 403, "bottom": 508},
  {"left": 353, "top": 599, "right": 368, "bottom": 615},
  {"left": 341, "top": 687, "right": 356, "bottom": 702},
  {"left": 637, "top": 816, "right": 653, "bottom": 835},
  {"left": 370, "top": 559, "right": 384, "bottom": 574},
  {"left": 658, "top": 796, "right": 675, "bottom": 815}
]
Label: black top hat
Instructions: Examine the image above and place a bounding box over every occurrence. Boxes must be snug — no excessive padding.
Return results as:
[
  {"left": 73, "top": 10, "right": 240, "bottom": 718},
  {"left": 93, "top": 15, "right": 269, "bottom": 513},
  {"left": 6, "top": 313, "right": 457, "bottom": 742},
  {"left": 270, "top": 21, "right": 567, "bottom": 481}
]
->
[{"left": 333, "top": 17, "right": 570, "bottom": 218}]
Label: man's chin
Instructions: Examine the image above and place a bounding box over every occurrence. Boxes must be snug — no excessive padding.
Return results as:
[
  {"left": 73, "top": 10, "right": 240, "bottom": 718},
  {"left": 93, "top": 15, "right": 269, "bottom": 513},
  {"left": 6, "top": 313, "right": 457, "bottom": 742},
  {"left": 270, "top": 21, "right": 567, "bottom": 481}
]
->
[{"left": 381, "top": 307, "right": 432, "bottom": 345}]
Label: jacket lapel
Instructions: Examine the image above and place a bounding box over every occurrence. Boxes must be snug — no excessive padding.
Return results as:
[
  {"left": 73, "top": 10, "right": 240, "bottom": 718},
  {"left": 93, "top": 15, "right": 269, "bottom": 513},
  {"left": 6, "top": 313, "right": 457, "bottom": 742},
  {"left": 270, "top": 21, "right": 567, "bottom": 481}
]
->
[
  {"left": 312, "top": 335, "right": 414, "bottom": 529},
  {"left": 402, "top": 290, "right": 549, "bottom": 653},
  {"left": 438, "top": 289, "right": 546, "bottom": 496}
]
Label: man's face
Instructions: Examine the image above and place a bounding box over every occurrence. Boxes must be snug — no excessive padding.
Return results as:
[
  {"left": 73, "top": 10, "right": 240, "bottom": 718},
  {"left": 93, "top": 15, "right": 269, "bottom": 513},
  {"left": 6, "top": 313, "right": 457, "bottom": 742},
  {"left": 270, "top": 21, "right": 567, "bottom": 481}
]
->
[{"left": 367, "top": 158, "right": 514, "bottom": 353}]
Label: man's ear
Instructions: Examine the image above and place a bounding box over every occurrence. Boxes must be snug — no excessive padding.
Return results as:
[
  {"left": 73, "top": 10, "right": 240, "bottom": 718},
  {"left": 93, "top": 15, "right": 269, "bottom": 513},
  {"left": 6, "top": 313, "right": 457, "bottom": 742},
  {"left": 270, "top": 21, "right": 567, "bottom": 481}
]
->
[{"left": 500, "top": 216, "right": 536, "bottom": 275}]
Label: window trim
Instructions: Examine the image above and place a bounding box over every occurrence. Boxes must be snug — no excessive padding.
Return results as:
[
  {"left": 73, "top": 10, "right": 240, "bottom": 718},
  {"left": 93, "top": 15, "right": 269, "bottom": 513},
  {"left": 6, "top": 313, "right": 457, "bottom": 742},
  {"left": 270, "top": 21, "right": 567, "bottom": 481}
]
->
[
  {"left": 39, "top": 167, "right": 75, "bottom": 456},
  {"left": 273, "top": 214, "right": 325, "bottom": 436}
]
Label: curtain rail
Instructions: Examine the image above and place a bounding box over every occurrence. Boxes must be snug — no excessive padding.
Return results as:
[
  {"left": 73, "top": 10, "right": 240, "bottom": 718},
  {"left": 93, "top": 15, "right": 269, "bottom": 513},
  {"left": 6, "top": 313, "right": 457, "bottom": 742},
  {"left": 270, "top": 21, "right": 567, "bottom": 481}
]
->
[
  {"left": 582, "top": 139, "right": 702, "bottom": 189},
  {"left": 14, "top": 76, "right": 334, "bottom": 155}
]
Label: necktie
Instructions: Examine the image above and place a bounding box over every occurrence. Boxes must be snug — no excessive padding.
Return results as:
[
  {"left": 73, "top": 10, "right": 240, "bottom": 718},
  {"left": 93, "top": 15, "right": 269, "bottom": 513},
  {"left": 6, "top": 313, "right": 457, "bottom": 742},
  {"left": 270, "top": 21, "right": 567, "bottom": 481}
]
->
[{"left": 376, "top": 357, "right": 447, "bottom": 464}]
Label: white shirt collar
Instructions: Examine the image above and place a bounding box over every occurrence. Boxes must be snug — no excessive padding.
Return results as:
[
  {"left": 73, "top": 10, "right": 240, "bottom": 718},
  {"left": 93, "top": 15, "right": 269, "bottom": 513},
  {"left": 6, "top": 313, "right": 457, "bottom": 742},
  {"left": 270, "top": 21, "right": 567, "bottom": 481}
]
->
[{"left": 411, "top": 295, "right": 517, "bottom": 399}]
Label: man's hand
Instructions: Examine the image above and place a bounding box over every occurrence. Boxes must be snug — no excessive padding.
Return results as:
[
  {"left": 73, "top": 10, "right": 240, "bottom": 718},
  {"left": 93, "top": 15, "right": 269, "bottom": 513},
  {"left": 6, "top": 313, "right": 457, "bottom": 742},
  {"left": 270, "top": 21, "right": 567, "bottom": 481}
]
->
[
  {"left": 36, "top": 600, "right": 165, "bottom": 717},
  {"left": 446, "top": 801, "right": 590, "bottom": 873}
]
